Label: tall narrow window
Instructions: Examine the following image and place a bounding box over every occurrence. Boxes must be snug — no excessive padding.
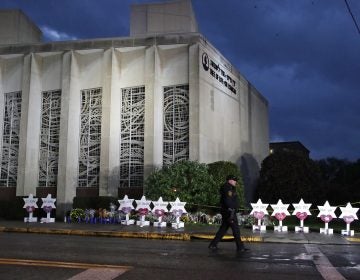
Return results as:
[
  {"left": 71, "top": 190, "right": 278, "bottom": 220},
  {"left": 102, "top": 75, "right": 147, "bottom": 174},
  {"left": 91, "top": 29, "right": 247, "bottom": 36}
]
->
[
  {"left": 163, "top": 84, "right": 189, "bottom": 165},
  {"left": 38, "top": 90, "right": 61, "bottom": 187},
  {"left": 120, "top": 86, "right": 145, "bottom": 188},
  {"left": 78, "top": 88, "right": 102, "bottom": 188},
  {"left": 0, "top": 91, "right": 22, "bottom": 187}
]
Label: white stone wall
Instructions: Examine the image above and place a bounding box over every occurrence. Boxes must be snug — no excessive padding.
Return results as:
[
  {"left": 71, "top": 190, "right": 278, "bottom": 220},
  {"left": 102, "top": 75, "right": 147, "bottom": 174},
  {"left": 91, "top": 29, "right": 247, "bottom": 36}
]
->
[{"left": 0, "top": 39, "right": 268, "bottom": 215}]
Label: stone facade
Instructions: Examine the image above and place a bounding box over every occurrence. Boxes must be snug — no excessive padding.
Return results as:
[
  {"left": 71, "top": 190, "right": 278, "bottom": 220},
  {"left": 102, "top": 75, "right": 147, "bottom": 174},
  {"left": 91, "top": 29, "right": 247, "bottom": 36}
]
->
[{"left": 0, "top": 1, "right": 268, "bottom": 217}]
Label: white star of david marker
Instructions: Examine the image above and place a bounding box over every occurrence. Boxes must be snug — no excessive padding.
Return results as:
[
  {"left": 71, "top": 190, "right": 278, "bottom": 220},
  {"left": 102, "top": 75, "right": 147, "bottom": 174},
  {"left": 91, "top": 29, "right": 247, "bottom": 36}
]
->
[
  {"left": 169, "top": 197, "right": 187, "bottom": 214},
  {"left": 118, "top": 195, "right": 134, "bottom": 211},
  {"left": 250, "top": 199, "right": 269, "bottom": 215},
  {"left": 317, "top": 201, "right": 337, "bottom": 218},
  {"left": 292, "top": 198, "right": 312, "bottom": 216},
  {"left": 339, "top": 202, "right": 359, "bottom": 219},
  {"left": 135, "top": 195, "right": 152, "bottom": 211},
  {"left": 151, "top": 197, "right": 169, "bottom": 213},
  {"left": 41, "top": 194, "right": 56, "bottom": 209},
  {"left": 270, "top": 199, "right": 290, "bottom": 216},
  {"left": 23, "top": 194, "right": 38, "bottom": 209}
]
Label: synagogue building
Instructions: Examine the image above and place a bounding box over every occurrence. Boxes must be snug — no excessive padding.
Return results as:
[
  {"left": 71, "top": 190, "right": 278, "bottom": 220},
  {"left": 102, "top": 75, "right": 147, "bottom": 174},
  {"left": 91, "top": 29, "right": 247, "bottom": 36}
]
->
[{"left": 0, "top": 0, "right": 269, "bottom": 216}]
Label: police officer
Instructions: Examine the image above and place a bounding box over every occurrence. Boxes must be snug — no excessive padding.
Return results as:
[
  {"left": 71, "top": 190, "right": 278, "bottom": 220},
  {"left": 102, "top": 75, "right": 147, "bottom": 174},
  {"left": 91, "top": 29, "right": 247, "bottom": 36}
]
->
[{"left": 208, "top": 175, "right": 249, "bottom": 252}]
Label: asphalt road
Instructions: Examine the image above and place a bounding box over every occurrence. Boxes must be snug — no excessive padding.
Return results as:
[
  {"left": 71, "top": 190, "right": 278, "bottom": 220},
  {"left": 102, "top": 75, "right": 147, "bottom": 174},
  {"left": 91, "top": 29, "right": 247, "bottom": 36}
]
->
[{"left": 0, "top": 232, "right": 359, "bottom": 280}]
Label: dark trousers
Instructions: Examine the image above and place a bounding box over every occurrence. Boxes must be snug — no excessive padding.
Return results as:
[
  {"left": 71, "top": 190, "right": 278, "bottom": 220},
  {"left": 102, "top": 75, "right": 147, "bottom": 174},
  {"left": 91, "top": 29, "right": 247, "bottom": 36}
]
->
[{"left": 209, "top": 212, "right": 244, "bottom": 250}]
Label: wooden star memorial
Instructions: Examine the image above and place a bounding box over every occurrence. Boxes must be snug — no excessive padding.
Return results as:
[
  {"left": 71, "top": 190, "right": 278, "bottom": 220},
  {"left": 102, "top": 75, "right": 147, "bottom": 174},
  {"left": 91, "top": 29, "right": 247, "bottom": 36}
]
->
[
  {"left": 317, "top": 201, "right": 337, "bottom": 234},
  {"left": 135, "top": 195, "right": 152, "bottom": 227},
  {"left": 169, "top": 197, "right": 187, "bottom": 229},
  {"left": 152, "top": 197, "right": 169, "bottom": 227},
  {"left": 250, "top": 199, "right": 269, "bottom": 232},
  {"left": 339, "top": 202, "right": 359, "bottom": 236},
  {"left": 23, "top": 194, "right": 38, "bottom": 222},
  {"left": 118, "top": 195, "right": 135, "bottom": 225},
  {"left": 40, "top": 194, "right": 56, "bottom": 223},
  {"left": 270, "top": 199, "right": 290, "bottom": 232},
  {"left": 292, "top": 198, "right": 312, "bottom": 233}
]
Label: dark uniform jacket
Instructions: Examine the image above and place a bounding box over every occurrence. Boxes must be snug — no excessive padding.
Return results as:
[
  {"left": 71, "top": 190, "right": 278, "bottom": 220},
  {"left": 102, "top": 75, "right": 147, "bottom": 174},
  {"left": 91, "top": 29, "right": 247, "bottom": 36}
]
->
[{"left": 219, "top": 182, "right": 239, "bottom": 218}]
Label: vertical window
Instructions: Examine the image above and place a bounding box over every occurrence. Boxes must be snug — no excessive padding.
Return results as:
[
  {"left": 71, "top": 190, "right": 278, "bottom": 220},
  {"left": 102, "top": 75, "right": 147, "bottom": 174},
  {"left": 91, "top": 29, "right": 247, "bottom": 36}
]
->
[
  {"left": 78, "top": 88, "right": 102, "bottom": 188},
  {"left": 38, "top": 90, "right": 61, "bottom": 187},
  {"left": 163, "top": 84, "right": 189, "bottom": 165},
  {"left": 0, "top": 91, "right": 22, "bottom": 187},
  {"left": 120, "top": 86, "right": 145, "bottom": 188}
]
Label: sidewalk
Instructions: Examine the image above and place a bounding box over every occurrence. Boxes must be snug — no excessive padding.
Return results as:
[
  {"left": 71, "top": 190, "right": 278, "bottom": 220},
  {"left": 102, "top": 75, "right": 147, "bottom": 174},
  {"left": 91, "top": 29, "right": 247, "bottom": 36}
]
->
[{"left": 0, "top": 220, "right": 359, "bottom": 245}]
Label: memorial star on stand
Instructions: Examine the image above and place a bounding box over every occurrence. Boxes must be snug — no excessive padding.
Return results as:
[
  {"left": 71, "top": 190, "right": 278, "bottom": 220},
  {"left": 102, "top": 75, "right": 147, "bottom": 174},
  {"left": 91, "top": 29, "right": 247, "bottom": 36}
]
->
[
  {"left": 41, "top": 194, "right": 56, "bottom": 223},
  {"left": 339, "top": 202, "right": 359, "bottom": 236},
  {"left": 118, "top": 195, "right": 135, "bottom": 225},
  {"left": 250, "top": 198, "right": 269, "bottom": 231},
  {"left": 292, "top": 198, "right": 312, "bottom": 232},
  {"left": 169, "top": 197, "right": 187, "bottom": 228},
  {"left": 135, "top": 195, "right": 152, "bottom": 226},
  {"left": 270, "top": 199, "right": 290, "bottom": 231},
  {"left": 317, "top": 201, "right": 337, "bottom": 234},
  {"left": 152, "top": 197, "right": 169, "bottom": 227},
  {"left": 23, "top": 194, "right": 38, "bottom": 222}
]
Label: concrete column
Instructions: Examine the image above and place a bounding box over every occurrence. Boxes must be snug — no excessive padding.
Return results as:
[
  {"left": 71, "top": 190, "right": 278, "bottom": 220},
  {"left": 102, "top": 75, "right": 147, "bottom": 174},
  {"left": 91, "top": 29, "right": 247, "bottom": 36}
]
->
[
  {"left": 99, "top": 48, "right": 113, "bottom": 196},
  {"left": 188, "top": 44, "right": 200, "bottom": 161},
  {"left": 57, "top": 51, "right": 81, "bottom": 216},
  {"left": 24, "top": 54, "right": 42, "bottom": 195},
  {"left": 152, "top": 46, "right": 164, "bottom": 167},
  {"left": 17, "top": 54, "right": 35, "bottom": 196},
  {"left": 143, "top": 46, "right": 156, "bottom": 180},
  {"left": 107, "top": 49, "right": 121, "bottom": 196}
]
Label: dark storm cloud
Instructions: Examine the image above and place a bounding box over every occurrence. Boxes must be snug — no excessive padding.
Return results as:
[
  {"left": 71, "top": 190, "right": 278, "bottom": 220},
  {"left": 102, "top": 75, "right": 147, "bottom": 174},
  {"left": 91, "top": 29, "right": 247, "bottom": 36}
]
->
[
  {"left": 193, "top": 0, "right": 360, "bottom": 160},
  {"left": 1, "top": 0, "right": 359, "bottom": 160}
]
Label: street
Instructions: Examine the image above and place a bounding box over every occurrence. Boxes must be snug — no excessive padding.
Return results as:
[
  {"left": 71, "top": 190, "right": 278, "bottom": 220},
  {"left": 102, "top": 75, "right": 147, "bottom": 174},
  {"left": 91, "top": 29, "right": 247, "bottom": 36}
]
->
[{"left": 0, "top": 232, "right": 359, "bottom": 279}]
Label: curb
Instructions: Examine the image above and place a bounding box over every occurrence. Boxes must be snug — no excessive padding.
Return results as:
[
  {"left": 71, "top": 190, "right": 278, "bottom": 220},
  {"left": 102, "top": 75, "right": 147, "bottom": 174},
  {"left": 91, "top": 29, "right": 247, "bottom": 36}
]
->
[
  {"left": 345, "top": 237, "right": 360, "bottom": 243},
  {"left": 0, "top": 226, "right": 262, "bottom": 242},
  {"left": 0, "top": 226, "right": 191, "bottom": 241}
]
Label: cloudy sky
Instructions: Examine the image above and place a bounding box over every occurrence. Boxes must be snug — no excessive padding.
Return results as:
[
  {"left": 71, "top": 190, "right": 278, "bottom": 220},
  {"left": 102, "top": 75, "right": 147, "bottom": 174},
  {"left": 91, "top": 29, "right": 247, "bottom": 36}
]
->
[{"left": 1, "top": 0, "right": 360, "bottom": 161}]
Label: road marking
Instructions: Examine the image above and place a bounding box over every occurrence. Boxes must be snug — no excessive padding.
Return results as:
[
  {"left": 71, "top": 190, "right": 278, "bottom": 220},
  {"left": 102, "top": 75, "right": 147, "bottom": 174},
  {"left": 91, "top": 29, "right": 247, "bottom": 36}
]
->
[
  {"left": 304, "top": 244, "right": 346, "bottom": 280},
  {"left": 67, "top": 268, "right": 128, "bottom": 280},
  {"left": 345, "top": 237, "right": 360, "bottom": 242},
  {"left": 0, "top": 257, "right": 132, "bottom": 270}
]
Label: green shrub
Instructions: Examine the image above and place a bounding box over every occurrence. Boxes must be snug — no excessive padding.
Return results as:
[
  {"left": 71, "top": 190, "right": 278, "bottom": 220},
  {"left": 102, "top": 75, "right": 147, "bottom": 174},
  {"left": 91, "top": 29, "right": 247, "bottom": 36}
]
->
[
  {"left": 208, "top": 161, "right": 246, "bottom": 210},
  {"left": 144, "top": 160, "right": 216, "bottom": 212},
  {"left": 0, "top": 197, "right": 28, "bottom": 220}
]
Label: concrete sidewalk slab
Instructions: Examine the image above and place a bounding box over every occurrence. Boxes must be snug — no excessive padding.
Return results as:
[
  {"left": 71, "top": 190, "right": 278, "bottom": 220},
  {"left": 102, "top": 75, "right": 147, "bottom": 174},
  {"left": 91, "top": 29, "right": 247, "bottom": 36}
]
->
[{"left": 0, "top": 220, "right": 359, "bottom": 245}]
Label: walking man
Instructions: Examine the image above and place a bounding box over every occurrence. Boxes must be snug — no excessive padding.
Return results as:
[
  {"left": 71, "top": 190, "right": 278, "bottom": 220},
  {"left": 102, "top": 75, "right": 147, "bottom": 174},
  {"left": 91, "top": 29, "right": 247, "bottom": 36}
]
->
[{"left": 209, "top": 175, "right": 249, "bottom": 252}]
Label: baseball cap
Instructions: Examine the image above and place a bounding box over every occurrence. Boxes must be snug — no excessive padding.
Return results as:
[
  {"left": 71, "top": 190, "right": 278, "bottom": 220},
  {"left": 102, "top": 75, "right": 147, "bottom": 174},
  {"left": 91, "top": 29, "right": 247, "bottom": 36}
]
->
[{"left": 226, "top": 175, "right": 238, "bottom": 181}]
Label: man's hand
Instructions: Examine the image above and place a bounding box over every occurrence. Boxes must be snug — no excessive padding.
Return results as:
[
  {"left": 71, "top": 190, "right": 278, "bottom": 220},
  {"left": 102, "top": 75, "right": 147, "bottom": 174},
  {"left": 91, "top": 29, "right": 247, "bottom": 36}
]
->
[{"left": 228, "top": 208, "right": 235, "bottom": 223}]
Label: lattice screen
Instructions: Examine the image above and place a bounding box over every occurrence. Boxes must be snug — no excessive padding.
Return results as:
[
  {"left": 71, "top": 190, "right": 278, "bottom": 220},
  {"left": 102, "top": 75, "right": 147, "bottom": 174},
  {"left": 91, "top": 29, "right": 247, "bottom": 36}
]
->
[
  {"left": 119, "top": 86, "right": 145, "bottom": 188},
  {"left": 78, "top": 88, "right": 102, "bottom": 188},
  {"left": 163, "top": 84, "right": 189, "bottom": 165},
  {"left": 0, "top": 91, "right": 22, "bottom": 187},
  {"left": 38, "top": 90, "right": 61, "bottom": 187}
]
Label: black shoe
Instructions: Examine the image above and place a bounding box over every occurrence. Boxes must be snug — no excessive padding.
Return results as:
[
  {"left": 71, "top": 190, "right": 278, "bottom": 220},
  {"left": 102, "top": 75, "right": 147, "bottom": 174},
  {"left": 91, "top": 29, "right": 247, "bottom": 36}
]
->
[
  {"left": 208, "top": 244, "right": 218, "bottom": 250},
  {"left": 237, "top": 247, "right": 250, "bottom": 252}
]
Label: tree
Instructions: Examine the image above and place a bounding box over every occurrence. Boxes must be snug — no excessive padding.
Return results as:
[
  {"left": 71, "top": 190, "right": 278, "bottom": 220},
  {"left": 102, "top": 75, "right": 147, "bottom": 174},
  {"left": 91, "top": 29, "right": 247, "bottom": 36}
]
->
[
  {"left": 316, "top": 158, "right": 360, "bottom": 204},
  {"left": 255, "top": 151, "right": 322, "bottom": 204},
  {"left": 207, "top": 161, "right": 246, "bottom": 210},
  {"left": 144, "top": 160, "right": 217, "bottom": 211}
]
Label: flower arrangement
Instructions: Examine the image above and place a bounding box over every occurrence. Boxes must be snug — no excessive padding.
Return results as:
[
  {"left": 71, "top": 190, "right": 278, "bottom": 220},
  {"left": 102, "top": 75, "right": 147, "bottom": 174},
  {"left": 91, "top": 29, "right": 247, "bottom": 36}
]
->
[{"left": 70, "top": 208, "right": 85, "bottom": 221}]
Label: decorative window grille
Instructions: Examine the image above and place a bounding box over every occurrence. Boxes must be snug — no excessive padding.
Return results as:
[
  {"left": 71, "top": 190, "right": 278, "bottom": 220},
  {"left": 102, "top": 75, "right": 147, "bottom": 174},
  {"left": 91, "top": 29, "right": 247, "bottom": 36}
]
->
[
  {"left": 78, "top": 88, "right": 102, "bottom": 188},
  {"left": 163, "top": 84, "right": 189, "bottom": 165},
  {"left": 0, "top": 91, "right": 22, "bottom": 187},
  {"left": 119, "top": 86, "right": 145, "bottom": 188},
  {"left": 38, "top": 90, "right": 61, "bottom": 187}
]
